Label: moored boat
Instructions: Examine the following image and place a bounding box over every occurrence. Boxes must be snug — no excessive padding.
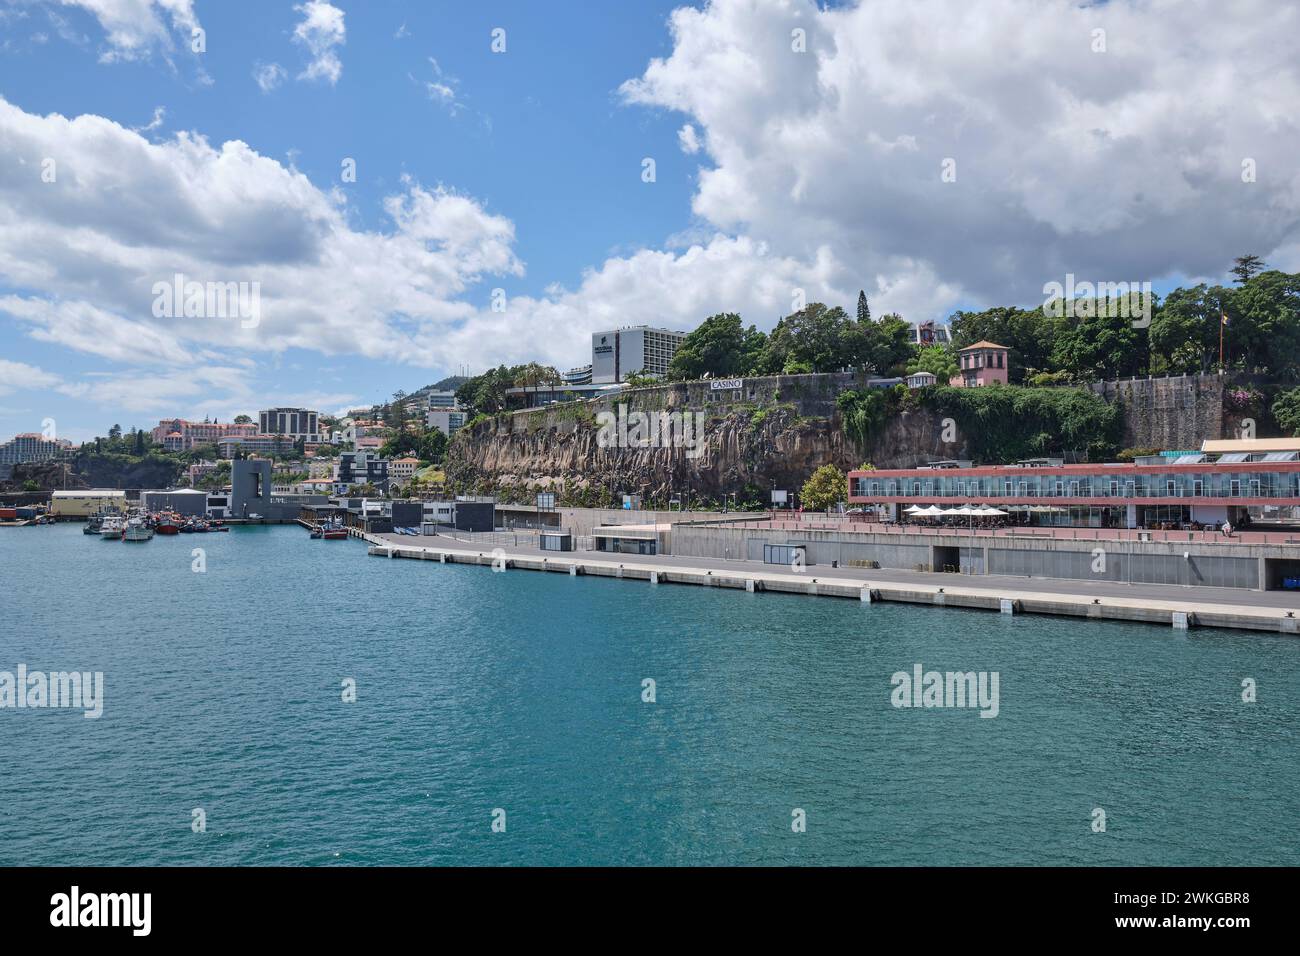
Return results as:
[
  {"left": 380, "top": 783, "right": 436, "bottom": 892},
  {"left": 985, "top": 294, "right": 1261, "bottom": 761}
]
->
[
  {"left": 100, "top": 515, "right": 124, "bottom": 539},
  {"left": 123, "top": 517, "right": 154, "bottom": 542}
]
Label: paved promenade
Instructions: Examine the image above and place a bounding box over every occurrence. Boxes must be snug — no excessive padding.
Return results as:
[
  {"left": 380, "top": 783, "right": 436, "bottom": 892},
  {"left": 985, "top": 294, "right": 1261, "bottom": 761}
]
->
[{"left": 366, "top": 531, "right": 1300, "bottom": 634}]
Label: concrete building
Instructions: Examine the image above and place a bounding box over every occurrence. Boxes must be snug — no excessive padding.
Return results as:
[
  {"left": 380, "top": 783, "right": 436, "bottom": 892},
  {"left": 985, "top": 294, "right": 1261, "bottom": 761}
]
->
[
  {"left": 909, "top": 320, "right": 953, "bottom": 347},
  {"left": 389, "top": 457, "right": 421, "bottom": 483},
  {"left": 337, "top": 451, "right": 389, "bottom": 493},
  {"left": 0, "top": 433, "right": 72, "bottom": 465},
  {"left": 591, "top": 326, "right": 688, "bottom": 384},
  {"left": 905, "top": 371, "right": 938, "bottom": 389},
  {"left": 258, "top": 407, "right": 319, "bottom": 440},
  {"left": 562, "top": 365, "right": 593, "bottom": 386},
  {"left": 48, "top": 489, "right": 126, "bottom": 517},
  {"left": 230, "top": 458, "right": 272, "bottom": 518},
  {"left": 420, "top": 499, "right": 495, "bottom": 533},
  {"left": 140, "top": 488, "right": 209, "bottom": 516},
  {"left": 950, "top": 341, "right": 1009, "bottom": 387},
  {"left": 150, "top": 419, "right": 256, "bottom": 451},
  {"left": 426, "top": 390, "right": 459, "bottom": 409},
  {"left": 217, "top": 434, "right": 299, "bottom": 457},
  {"left": 426, "top": 408, "right": 467, "bottom": 436}
]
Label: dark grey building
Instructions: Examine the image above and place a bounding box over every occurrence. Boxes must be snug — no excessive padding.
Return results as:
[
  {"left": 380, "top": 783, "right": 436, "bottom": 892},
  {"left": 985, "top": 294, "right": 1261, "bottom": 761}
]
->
[
  {"left": 338, "top": 452, "right": 389, "bottom": 493},
  {"left": 230, "top": 458, "right": 272, "bottom": 517}
]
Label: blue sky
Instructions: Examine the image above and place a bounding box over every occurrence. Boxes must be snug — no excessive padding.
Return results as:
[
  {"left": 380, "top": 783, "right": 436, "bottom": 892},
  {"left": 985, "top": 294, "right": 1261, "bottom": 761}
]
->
[{"left": 1, "top": 0, "right": 1296, "bottom": 444}]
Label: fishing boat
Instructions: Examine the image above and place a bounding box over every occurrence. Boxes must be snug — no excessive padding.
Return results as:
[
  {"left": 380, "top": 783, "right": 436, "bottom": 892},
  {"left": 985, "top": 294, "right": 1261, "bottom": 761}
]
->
[
  {"left": 322, "top": 528, "right": 348, "bottom": 540},
  {"left": 123, "top": 517, "right": 154, "bottom": 542},
  {"left": 309, "top": 528, "right": 323, "bottom": 539},
  {"left": 100, "top": 515, "right": 124, "bottom": 539},
  {"left": 155, "top": 513, "right": 180, "bottom": 535},
  {"left": 84, "top": 514, "right": 104, "bottom": 535}
]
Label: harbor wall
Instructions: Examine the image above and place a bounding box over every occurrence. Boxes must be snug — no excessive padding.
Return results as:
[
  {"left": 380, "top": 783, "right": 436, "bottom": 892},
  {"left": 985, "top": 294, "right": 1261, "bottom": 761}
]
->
[{"left": 669, "top": 524, "right": 1281, "bottom": 590}]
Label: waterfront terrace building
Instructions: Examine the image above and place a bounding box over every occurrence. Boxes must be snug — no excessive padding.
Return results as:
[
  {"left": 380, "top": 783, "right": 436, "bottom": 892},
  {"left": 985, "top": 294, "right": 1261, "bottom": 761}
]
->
[
  {"left": 258, "top": 407, "right": 320, "bottom": 440},
  {"left": 0, "top": 433, "right": 72, "bottom": 465},
  {"left": 847, "top": 437, "right": 1300, "bottom": 530}
]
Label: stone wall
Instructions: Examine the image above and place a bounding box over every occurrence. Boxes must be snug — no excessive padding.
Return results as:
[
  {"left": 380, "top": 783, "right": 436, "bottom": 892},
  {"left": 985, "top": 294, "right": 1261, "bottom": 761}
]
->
[{"left": 1087, "top": 373, "right": 1226, "bottom": 450}]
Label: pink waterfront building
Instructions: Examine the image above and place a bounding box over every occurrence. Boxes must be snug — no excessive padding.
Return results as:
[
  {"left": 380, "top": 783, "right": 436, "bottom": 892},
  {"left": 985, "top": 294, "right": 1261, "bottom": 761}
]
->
[{"left": 950, "top": 341, "right": 1010, "bottom": 387}]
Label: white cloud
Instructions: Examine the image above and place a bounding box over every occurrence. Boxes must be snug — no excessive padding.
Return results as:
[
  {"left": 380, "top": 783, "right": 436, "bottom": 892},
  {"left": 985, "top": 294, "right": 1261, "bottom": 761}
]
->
[
  {"left": 134, "top": 105, "right": 165, "bottom": 133},
  {"left": 620, "top": 0, "right": 1300, "bottom": 316},
  {"left": 0, "top": 359, "right": 61, "bottom": 396},
  {"left": 422, "top": 58, "right": 465, "bottom": 116},
  {"left": 677, "top": 123, "right": 701, "bottom": 155},
  {"left": 36, "top": 0, "right": 202, "bottom": 63},
  {"left": 293, "top": 1, "right": 346, "bottom": 85},
  {"left": 0, "top": 95, "right": 524, "bottom": 377},
  {"left": 253, "top": 61, "right": 287, "bottom": 93}
]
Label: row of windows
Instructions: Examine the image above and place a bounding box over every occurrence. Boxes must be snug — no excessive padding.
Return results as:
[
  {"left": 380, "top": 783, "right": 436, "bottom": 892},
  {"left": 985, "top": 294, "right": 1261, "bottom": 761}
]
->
[{"left": 850, "top": 471, "right": 1300, "bottom": 500}]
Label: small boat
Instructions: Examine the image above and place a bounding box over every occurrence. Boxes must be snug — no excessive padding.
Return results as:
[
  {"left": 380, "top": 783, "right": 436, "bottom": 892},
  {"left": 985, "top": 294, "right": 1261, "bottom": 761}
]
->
[
  {"left": 123, "top": 517, "right": 154, "bottom": 542},
  {"left": 155, "top": 515, "right": 180, "bottom": 535},
  {"left": 100, "top": 515, "right": 124, "bottom": 539},
  {"left": 309, "top": 528, "right": 323, "bottom": 539},
  {"left": 84, "top": 514, "right": 104, "bottom": 535},
  {"left": 322, "top": 529, "right": 348, "bottom": 539}
]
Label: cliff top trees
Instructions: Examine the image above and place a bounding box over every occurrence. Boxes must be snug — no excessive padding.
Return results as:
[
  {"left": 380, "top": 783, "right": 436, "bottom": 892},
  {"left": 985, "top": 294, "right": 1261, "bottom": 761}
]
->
[
  {"left": 758, "top": 302, "right": 911, "bottom": 375},
  {"left": 1232, "top": 255, "right": 1266, "bottom": 285},
  {"left": 907, "top": 345, "right": 958, "bottom": 382},
  {"left": 667, "top": 312, "right": 767, "bottom": 380}
]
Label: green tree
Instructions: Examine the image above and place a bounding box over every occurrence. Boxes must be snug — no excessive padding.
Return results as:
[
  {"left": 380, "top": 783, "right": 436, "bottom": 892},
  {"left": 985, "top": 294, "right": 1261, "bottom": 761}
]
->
[
  {"left": 1050, "top": 305, "right": 1144, "bottom": 382},
  {"left": 621, "top": 370, "right": 659, "bottom": 388},
  {"left": 667, "top": 312, "right": 767, "bottom": 380},
  {"left": 233, "top": 414, "right": 252, "bottom": 424},
  {"left": 907, "top": 345, "right": 958, "bottom": 381},
  {"left": 800, "top": 463, "right": 846, "bottom": 512},
  {"left": 856, "top": 290, "right": 870, "bottom": 323},
  {"left": 1273, "top": 387, "right": 1300, "bottom": 435},
  {"left": 1231, "top": 254, "right": 1265, "bottom": 285},
  {"left": 1228, "top": 270, "right": 1300, "bottom": 377},
  {"left": 1149, "top": 283, "right": 1228, "bottom": 374}
]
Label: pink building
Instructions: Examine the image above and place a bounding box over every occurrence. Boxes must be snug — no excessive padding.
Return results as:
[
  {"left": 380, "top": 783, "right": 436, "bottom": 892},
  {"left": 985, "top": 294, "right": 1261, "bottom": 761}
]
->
[
  {"left": 950, "top": 341, "right": 1009, "bottom": 387},
  {"left": 151, "top": 419, "right": 258, "bottom": 451}
]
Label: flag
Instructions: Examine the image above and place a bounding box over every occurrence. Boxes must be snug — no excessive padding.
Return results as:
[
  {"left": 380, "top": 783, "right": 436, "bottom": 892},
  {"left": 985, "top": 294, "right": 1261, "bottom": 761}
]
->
[{"left": 1221, "top": 311, "right": 1230, "bottom": 326}]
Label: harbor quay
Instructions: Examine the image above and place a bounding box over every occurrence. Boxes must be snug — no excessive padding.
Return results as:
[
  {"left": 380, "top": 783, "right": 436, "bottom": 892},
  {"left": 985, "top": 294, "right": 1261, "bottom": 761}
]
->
[{"left": 361, "top": 528, "right": 1300, "bottom": 636}]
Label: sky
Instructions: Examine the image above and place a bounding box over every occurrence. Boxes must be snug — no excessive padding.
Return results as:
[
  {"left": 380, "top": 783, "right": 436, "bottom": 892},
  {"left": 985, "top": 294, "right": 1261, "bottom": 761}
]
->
[{"left": 1, "top": 0, "right": 1298, "bottom": 444}]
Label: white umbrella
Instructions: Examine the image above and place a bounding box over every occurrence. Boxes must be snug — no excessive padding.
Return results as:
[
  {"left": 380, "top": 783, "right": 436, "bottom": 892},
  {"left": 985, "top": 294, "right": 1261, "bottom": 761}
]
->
[
  {"left": 920, "top": 505, "right": 945, "bottom": 516},
  {"left": 904, "top": 505, "right": 925, "bottom": 514},
  {"left": 974, "top": 506, "right": 1007, "bottom": 516},
  {"left": 952, "top": 505, "right": 977, "bottom": 515}
]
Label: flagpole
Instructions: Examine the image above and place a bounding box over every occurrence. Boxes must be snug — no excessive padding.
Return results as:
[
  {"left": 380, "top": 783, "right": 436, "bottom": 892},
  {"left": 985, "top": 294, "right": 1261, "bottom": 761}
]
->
[{"left": 1218, "top": 300, "right": 1225, "bottom": 371}]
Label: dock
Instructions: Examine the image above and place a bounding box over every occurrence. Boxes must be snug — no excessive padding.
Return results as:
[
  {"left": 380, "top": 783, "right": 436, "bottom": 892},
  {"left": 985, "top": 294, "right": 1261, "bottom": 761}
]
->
[{"left": 362, "top": 533, "right": 1300, "bottom": 636}]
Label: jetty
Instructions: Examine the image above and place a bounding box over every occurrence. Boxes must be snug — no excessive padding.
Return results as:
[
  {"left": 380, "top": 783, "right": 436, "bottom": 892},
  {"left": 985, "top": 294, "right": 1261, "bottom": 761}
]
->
[{"left": 362, "top": 532, "right": 1300, "bottom": 636}]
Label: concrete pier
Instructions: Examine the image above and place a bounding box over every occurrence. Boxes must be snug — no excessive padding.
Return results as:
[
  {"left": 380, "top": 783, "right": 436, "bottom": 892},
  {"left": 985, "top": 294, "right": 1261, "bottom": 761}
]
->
[{"left": 363, "top": 534, "right": 1300, "bottom": 636}]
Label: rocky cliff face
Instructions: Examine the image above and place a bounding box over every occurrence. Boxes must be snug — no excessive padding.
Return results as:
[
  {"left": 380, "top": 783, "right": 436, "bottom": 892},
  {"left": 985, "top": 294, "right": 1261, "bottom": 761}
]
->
[
  {"left": 443, "top": 376, "right": 961, "bottom": 506},
  {"left": 445, "top": 406, "right": 856, "bottom": 505}
]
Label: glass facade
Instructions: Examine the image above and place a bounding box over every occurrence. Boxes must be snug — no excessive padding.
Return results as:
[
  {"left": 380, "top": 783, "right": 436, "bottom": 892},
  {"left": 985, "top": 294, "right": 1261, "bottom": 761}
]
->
[{"left": 849, "top": 468, "right": 1300, "bottom": 502}]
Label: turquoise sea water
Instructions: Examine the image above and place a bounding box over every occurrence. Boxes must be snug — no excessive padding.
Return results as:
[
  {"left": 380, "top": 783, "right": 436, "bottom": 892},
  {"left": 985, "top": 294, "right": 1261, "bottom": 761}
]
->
[{"left": 1, "top": 523, "right": 1297, "bottom": 866}]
